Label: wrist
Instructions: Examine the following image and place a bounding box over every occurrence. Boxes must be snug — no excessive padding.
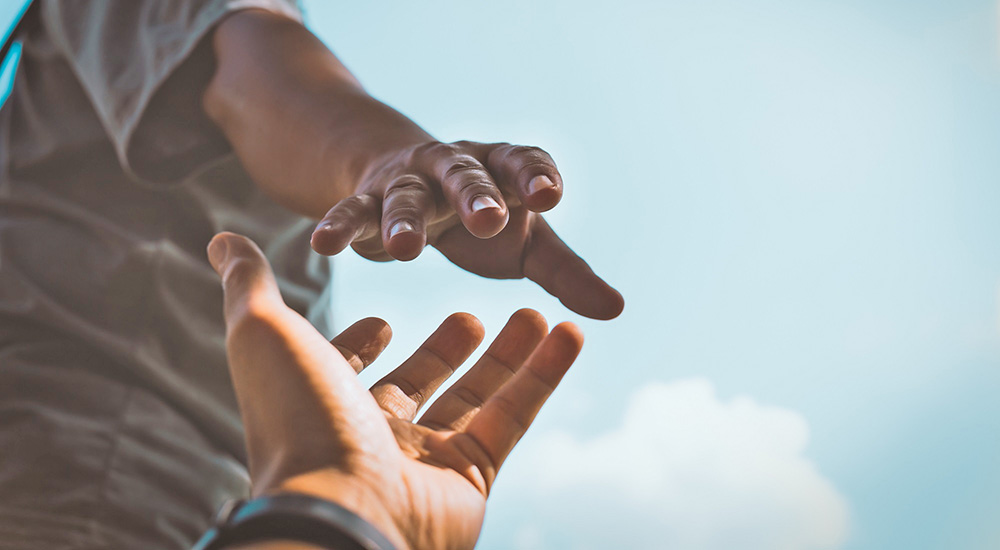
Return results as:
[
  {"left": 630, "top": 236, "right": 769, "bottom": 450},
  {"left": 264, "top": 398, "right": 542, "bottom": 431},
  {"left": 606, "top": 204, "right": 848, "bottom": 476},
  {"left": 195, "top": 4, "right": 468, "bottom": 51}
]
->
[
  {"left": 195, "top": 494, "right": 401, "bottom": 550},
  {"left": 264, "top": 471, "right": 410, "bottom": 550}
]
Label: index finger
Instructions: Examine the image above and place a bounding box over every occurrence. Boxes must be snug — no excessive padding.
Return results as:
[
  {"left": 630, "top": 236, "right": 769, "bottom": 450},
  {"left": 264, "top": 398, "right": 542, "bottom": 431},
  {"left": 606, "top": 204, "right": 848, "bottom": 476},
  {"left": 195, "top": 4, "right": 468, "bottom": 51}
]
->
[
  {"left": 330, "top": 317, "right": 393, "bottom": 374},
  {"left": 416, "top": 142, "right": 509, "bottom": 239}
]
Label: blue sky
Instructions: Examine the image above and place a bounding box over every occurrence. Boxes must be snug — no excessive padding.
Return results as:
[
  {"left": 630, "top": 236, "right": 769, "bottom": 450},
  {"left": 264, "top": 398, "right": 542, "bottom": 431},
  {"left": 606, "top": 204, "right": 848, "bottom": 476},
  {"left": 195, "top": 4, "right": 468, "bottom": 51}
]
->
[
  {"left": 300, "top": 1, "right": 1000, "bottom": 548},
  {"left": 4, "top": 1, "right": 1000, "bottom": 548}
]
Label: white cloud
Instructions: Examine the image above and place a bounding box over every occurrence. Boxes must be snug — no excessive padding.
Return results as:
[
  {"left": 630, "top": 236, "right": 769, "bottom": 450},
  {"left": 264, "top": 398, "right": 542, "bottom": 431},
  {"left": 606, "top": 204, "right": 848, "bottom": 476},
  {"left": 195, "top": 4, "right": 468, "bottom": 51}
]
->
[{"left": 481, "top": 379, "right": 849, "bottom": 550}]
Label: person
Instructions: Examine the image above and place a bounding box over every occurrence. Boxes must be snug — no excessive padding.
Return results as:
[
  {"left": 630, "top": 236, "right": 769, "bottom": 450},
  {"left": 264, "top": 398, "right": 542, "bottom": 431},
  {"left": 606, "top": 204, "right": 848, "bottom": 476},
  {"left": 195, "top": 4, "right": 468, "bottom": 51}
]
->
[
  {"left": 195, "top": 232, "right": 584, "bottom": 550},
  {"left": 0, "top": 1, "right": 622, "bottom": 548}
]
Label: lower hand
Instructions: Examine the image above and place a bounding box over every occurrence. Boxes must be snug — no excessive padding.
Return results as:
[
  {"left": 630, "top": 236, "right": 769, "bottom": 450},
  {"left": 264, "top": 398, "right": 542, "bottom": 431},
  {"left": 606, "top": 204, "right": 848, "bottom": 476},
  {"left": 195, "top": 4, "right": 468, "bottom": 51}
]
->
[{"left": 207, "top": 232, "right": 584, "bottom": 550}]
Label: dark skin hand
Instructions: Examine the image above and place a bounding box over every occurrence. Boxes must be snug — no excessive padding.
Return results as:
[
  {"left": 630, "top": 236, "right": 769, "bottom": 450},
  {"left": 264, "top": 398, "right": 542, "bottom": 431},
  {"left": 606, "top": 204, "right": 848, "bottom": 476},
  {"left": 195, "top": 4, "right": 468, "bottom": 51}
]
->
[
  {"left": 203, "top": 9, "right": 624, "bottom": 320},
  {"left": 207, "top": 232, "right": 585, "bottom": 550}
]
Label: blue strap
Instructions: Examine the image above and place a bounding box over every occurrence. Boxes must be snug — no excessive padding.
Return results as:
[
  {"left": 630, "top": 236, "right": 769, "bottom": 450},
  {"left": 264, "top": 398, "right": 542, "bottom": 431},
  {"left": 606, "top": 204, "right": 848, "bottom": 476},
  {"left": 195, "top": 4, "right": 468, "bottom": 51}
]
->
[{"left": 0, "top": 0, "right": 35, "bottom": 64}]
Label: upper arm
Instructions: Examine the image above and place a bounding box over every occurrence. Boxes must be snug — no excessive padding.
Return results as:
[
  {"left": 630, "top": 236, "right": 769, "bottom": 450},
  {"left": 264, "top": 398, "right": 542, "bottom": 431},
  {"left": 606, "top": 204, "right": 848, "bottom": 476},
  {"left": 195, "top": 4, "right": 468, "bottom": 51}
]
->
[{"left": 39, "top": 0, "right": 302, "bottom": 185}]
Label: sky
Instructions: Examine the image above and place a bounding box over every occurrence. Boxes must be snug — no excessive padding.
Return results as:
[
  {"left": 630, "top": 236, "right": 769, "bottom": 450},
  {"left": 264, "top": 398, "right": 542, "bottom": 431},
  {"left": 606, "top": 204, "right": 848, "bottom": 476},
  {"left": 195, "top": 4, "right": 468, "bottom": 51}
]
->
[{"left": 4, "top": 1, "right": 1000, "bottom": 549}]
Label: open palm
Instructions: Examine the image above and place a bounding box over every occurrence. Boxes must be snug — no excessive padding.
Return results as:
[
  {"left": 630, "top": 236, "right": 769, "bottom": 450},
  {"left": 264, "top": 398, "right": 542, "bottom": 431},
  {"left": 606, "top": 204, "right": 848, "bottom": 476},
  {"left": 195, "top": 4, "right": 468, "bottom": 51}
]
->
[{"left": 208, "top": 232, "right": 583, "bottom": 550}]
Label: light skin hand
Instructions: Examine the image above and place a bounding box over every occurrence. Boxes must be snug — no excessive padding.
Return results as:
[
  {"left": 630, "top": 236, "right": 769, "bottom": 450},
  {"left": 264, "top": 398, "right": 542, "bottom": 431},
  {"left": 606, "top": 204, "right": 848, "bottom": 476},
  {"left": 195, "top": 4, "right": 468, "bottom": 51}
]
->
[
  {"left": 204, "top": 10, "right": 624, "bottom": 320},
  {"left": 207, "top": 232, "right": 584, "bottom": 550}
]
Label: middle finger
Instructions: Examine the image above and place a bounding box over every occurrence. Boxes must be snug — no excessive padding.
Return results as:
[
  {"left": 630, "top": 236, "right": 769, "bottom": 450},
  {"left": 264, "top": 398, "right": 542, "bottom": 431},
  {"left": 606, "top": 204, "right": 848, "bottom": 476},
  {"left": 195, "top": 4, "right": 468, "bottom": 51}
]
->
[
  {"left": 417, "top": 141, "right": 508, "bottom": 239},
  {"left": 370, "top": 312, "right": 485, "bottom": 420}
]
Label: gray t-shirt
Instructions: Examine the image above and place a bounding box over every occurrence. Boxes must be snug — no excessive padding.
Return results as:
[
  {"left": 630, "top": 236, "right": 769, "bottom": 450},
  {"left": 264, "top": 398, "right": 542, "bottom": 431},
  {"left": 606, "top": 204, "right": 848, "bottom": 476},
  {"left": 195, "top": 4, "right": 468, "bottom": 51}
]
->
[{"left": 0, "top": 3, "right": 332, "bottom": 544}]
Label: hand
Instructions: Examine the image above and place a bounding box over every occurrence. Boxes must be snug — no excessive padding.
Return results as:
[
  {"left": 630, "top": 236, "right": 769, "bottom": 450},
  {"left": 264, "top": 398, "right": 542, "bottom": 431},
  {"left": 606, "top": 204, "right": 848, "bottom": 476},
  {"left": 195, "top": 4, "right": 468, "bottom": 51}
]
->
[
  {"left": 207, "top": 232, "right": 584, "bottom": 550},
  {"left": 204, "top": 12, "right": 622, "bottom": 320},
  {"left": 309, "top": 140, "right": 625, "bottom": 320}
]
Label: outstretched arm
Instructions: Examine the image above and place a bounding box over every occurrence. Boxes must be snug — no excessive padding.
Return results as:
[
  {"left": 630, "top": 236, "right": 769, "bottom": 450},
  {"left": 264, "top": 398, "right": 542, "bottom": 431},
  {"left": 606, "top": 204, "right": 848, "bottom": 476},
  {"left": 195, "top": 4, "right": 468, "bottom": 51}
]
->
[
  {"left": 204, "top": 232, "right": 584, "bottom": 549},
  {"left": 203, "top": 10, "right": 623, "bottom": 319}
]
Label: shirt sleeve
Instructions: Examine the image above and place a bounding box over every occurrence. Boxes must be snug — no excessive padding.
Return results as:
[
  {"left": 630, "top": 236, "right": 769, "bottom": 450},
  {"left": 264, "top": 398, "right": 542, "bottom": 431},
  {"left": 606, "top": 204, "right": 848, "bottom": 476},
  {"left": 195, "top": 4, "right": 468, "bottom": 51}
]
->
[{"left": 38, "top": 0, "right": 303, "bottom": 186}]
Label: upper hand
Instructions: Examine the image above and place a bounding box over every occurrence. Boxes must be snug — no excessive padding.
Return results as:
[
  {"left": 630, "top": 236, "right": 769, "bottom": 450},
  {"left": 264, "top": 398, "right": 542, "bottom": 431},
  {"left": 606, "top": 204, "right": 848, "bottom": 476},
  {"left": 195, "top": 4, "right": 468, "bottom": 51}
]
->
[
  {"left": 207, "top": 231, "right": 584, "bottom": 550},
  {"left": 308, "top": 140, "right": 624, "bottom": 320}
]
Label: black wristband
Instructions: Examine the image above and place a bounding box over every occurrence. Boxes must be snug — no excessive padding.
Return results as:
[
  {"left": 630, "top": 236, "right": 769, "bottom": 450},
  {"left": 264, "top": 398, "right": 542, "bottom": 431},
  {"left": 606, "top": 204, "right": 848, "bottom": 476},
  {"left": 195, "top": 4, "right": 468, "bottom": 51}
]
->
[{"left": 191, "top": 493, "right": 398, "bottom": 550}]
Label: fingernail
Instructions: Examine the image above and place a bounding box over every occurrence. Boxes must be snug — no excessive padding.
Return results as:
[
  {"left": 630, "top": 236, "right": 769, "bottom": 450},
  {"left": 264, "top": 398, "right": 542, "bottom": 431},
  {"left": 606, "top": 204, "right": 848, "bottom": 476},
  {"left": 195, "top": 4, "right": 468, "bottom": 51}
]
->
[
  {"left": 528, "top": 175, "right": 553, "bottom": 196},
  {"left": 389, "top": 220, "right": 415, "bottom": 239},
  {"left": 206, "top": 236, "right": 229, "bottom": 275},
  {"left": 310, "top": 222, "right": 332, "bottom": 242},
  {"left": 471, "top": 195, "right": 501, "bottom": 212}
]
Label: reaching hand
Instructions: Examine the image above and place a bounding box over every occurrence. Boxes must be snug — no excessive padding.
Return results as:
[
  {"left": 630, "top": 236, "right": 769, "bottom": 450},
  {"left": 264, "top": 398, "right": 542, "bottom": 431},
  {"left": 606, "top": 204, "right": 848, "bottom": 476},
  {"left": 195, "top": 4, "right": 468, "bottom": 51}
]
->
[
  {"left": 207, "top": 231, "right": 584, "bottom": 550},
  {"left": 308, "top": 140, "right": 624, "bottom": 320}
]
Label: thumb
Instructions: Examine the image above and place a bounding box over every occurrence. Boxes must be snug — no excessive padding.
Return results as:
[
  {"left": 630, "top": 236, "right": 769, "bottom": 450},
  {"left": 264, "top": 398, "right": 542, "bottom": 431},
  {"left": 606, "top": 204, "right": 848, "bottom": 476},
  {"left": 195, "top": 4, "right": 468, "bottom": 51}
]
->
[
  {"left": 206, "top": 232, "right": 394, "bottom": 486},
  {"left": 207, "top": 231, "right": 284, "bottom": 327},
  {"left": 523, "top": 218, "right": 625, "bottom": 320}
]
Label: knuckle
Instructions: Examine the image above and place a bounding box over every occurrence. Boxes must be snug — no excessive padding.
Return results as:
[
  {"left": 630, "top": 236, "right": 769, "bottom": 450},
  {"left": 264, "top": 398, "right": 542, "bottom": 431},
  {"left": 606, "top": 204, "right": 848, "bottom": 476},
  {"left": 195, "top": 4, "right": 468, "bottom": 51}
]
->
[
  {"left": 382, "top": 183, "right": 433, "bottom": 220},
  {"left": 450, "top": 139, "right": 478, "bottom": 149},
  {"left": 335, "top": 194, "right": 373, "bottom": 217},
  {"left": 455, "top": 180, "right": 496, "bottom": 200},
  {"left": 383, "top": 205, "right": 424, "bottom": 224},
  {"left": 487, "top": 144, "right": 555, "bottom": 173},
  {"left": 510, "top": 144, "right": 547, "bottom": 158},
  {"left": 378, "top": 378, "right": 423, "bottom": 412},
  {"left": 413, "top": 141, "right": 461, "bottom": 160},
  {"left": 451, "top": 385, "right": 485, "bottom": 409},
  {"left": 384, "top": 175, "right": 430, "bottom": 200},
  {"left": 443, "top": 155, "right": 488, "bottom": 181},
  {"left": 449, "top": 140, "right": 493, "bottom": 161},
  {"left": 514, "top": 146, "right": 555, "bottom": 169},
  {"left": 492, "top": 394, "right": 530, "bottom": 433},
  {"left": 385, "top": 178, "right": 427, "bottom": 196}
]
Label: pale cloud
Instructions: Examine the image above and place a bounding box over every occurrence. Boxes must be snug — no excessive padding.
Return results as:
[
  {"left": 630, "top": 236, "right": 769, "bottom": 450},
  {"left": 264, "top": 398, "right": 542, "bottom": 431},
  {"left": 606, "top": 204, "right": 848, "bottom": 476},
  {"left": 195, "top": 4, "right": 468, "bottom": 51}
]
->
[{"left": 481, "top": 379, "right": 849, "bottom": 550}]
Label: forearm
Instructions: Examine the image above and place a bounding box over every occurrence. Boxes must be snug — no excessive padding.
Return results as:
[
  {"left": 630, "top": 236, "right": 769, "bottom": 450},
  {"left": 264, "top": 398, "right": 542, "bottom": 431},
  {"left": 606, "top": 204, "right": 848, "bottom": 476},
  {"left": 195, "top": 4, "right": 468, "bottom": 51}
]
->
[{"left": 203, "top": 10, "right": 432, "bottom": 218}]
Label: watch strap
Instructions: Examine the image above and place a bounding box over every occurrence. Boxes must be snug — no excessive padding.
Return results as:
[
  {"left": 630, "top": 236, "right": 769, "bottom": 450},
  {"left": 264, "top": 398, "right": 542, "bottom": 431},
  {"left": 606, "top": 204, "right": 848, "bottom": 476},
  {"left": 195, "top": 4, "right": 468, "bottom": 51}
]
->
[{"left": 192, "top": 493, "right": 398, "bottom": 550}]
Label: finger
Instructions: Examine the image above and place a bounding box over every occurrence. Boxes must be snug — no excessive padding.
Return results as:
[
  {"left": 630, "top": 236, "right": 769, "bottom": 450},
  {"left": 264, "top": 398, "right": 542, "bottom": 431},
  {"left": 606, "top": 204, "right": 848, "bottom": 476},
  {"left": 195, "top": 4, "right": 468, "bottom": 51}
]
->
[
  {"left": 418, "top": 142, "right": 508, "bottom": 239},
  {"left": 524, "top": 217, "right": 625, "bottom": 320},
  {"left": 483, "top": 143, "right": 563, "bottom": 212},
  {"left": 329, "top": 317, "right": 393, "bottom": 374},
  {"left": 206, "top": 233, "right": 393, "bottom": 474},
  {"left": 418, "top": 308, "right": 547, "bottom": 431},
  {"left": 370, "top": 312, "right": 484, "bottom": 421},
  {"left": 311, "top": 194, "right": 381, "bottom": 256},
  {"left": 464, "top": 322, "right": 583, "bottom": 471},
  {"left": 380, "top": 174, "right": 436, "bottom": 261}
]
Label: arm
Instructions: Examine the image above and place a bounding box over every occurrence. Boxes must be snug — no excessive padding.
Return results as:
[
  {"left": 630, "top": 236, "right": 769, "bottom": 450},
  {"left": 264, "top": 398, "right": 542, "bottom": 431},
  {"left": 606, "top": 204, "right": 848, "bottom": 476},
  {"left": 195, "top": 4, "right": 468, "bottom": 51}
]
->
[
  {"left": 204, "top": 10, "right": 624, "bottom": 320},
  {"left": 202, "top": 10, "right": 430, "bottom": 220}
]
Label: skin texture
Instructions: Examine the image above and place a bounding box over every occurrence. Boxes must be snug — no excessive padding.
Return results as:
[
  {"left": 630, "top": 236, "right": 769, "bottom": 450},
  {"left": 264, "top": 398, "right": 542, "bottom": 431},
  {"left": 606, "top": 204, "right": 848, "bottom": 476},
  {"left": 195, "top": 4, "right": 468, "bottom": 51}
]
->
[
  {"left": 207, "top": 232, "right": 585, "bottom": 550},
  {"left": 203, "top": 9, "right": 624, "bottom": 320}
]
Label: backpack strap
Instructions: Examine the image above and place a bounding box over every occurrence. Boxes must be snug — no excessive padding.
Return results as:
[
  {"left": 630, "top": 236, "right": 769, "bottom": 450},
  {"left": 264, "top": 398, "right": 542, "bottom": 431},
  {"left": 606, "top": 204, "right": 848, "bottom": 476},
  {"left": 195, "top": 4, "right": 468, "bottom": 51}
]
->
[{"left": 1, "top": 0, "right": 36, "bottom": 66}]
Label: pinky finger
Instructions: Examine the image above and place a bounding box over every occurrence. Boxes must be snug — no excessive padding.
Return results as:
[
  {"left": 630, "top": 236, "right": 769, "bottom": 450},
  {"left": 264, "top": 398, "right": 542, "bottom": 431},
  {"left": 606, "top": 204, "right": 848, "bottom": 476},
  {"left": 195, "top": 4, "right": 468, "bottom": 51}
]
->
[
  {"left": 311, "top": 194, "right": 381, "bottom": 256},
  {"left": 464, "top": 322, "right": 584, "bottom": 473}
]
